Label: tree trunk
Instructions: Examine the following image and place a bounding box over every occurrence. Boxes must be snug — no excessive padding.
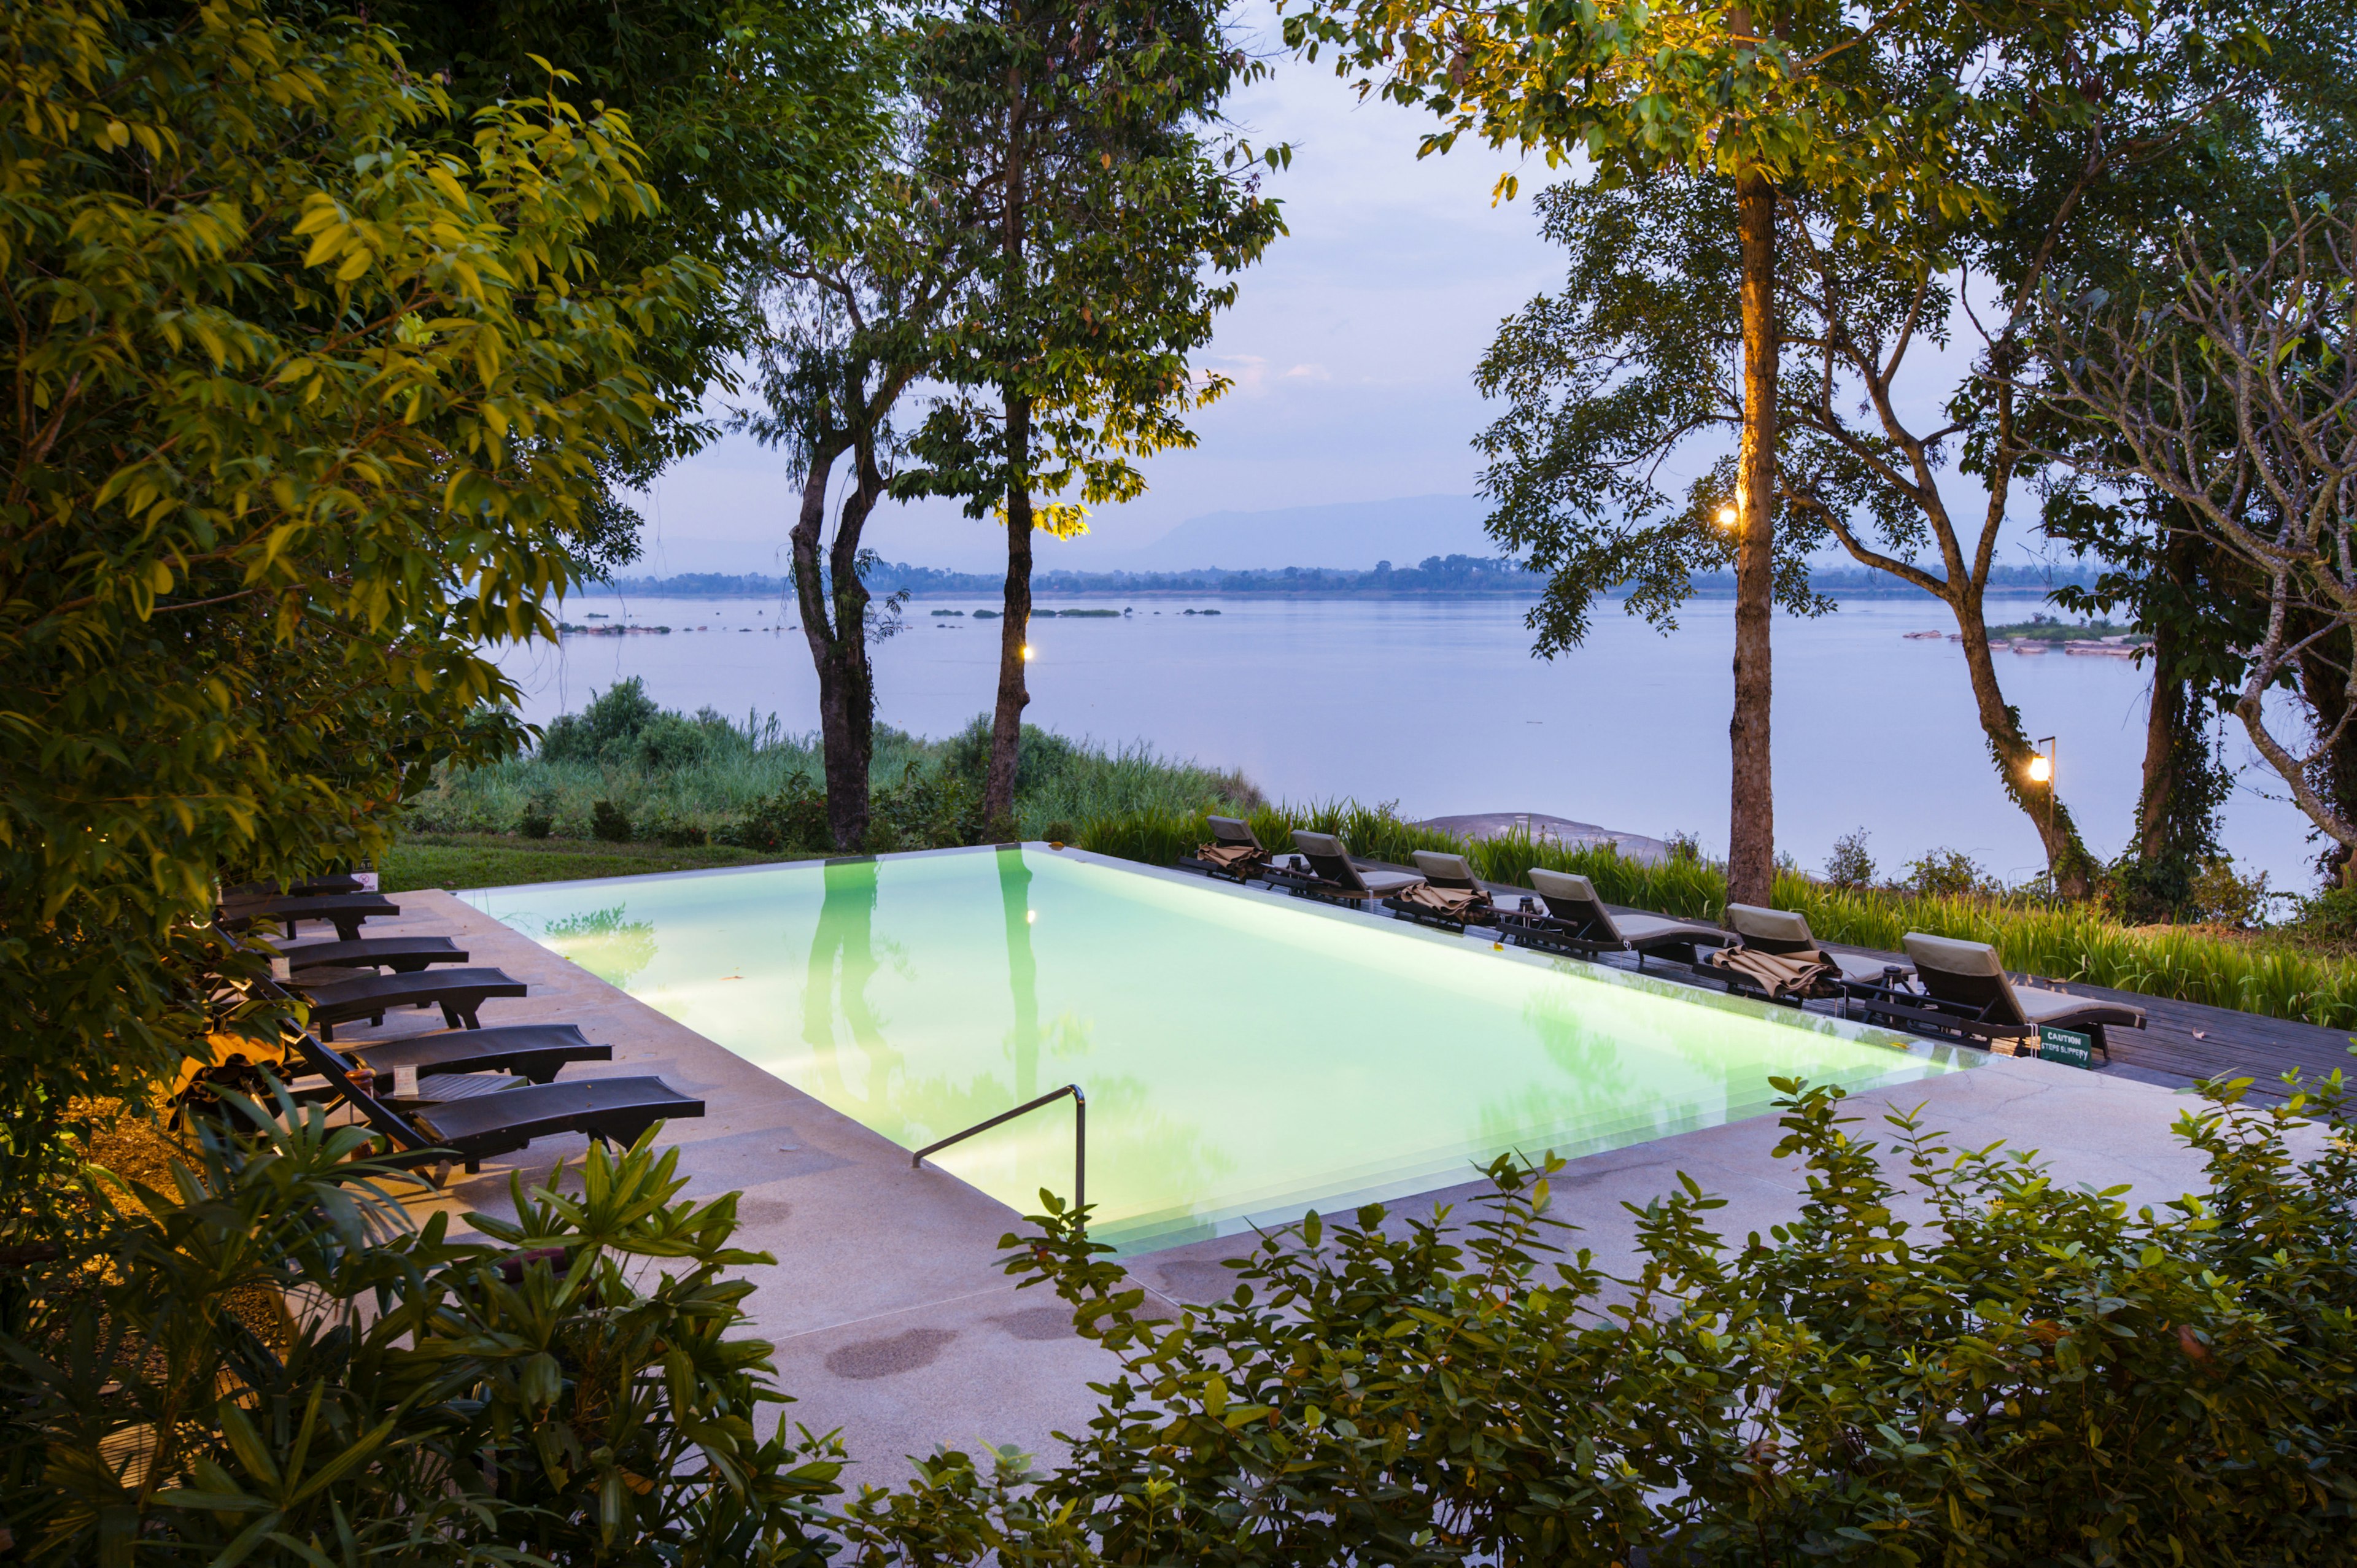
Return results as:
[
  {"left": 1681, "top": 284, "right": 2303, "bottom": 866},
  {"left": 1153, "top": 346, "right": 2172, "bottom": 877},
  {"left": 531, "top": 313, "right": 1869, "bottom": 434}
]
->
[
  {"left": 1726, "top": 166, "right": 1778, "bottom": 907},
  {"left": 824, "top": 445, "right": 889, "bottom": 851},
  {"left": 790, "top": 438, "right": 872, "bottom": 852},
  {"left": 985, "top": 389, "right": 1035, "bottom": 826},
  {"left": 2294, "top": 623, "right": 2357, "bottom": 887},
  {"left": 2137, "top": 615, "right": 2189, "bottom": 864},
  {"left": 1951, "top": 584, "right": 2092, "bottom": 894}
]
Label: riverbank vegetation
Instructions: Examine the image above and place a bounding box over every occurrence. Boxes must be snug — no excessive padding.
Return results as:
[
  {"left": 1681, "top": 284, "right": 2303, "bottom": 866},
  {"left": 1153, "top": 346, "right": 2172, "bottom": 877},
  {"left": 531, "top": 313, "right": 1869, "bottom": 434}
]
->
[
  {"left": 404, "top": 678, "right": 1259, "bottom": 848},
  {"left": 412, "top": 682, "right": 2357, "bottom": 1027}
]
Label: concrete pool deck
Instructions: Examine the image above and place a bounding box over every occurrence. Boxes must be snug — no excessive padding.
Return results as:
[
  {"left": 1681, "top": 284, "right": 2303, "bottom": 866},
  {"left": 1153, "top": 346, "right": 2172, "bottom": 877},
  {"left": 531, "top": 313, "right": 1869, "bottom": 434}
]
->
[{"left": 336, "top": 886, "right": 2263, "bottom": 1485}]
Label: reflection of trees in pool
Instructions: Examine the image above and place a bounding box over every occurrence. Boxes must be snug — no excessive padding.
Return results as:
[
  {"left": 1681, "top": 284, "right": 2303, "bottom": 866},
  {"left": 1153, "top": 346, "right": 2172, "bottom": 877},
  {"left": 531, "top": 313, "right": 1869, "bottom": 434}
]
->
[
  {"left": 800, "top": 862, "right": 907, "bottom": 1115},
  {"left": 795, "top": 849, "right": 1227, "bottom": 1219},
  {"left": 541, "top": 905, "right": 657, "bottom": 988},
  {"left": 997, "top": 849, "right": 1040, "bottom": 1101}
]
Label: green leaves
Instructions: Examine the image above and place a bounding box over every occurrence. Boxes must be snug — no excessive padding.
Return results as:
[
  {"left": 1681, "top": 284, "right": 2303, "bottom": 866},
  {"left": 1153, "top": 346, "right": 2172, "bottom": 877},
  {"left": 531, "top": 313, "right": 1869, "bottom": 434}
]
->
[
  {"left": 996, "top": 1075, "right": 2357, "bottom": 1564},
  {"left": 1, "top": 0, "right": 710, "bottom": 1192},
  {"left": 4, "top": 1107, "right": 843, "bottom": 1566}
]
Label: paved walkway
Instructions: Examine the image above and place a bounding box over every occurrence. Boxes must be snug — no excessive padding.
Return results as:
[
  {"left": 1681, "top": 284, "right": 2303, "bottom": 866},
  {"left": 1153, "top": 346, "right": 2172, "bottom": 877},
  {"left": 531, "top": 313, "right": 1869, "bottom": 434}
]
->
[{"left": 309, "top": 880, "right": 2328, "bottom": 1486}]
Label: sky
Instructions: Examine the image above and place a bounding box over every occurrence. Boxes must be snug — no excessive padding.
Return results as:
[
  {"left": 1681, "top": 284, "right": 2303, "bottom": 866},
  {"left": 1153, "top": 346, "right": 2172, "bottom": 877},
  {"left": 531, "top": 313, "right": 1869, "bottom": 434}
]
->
[
  {"left": 621, "top": 17, "right": 1570, "bottom": 577},
  {"left": 619, "top": 12, "right": 2047, "bottom": 582}
]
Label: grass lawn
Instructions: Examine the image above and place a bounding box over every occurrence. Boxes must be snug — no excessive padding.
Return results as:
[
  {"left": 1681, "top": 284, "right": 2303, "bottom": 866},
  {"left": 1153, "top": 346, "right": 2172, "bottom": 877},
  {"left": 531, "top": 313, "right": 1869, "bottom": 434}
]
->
[{"left": 383, "top": 832, "right": 816, "bottom": 892}]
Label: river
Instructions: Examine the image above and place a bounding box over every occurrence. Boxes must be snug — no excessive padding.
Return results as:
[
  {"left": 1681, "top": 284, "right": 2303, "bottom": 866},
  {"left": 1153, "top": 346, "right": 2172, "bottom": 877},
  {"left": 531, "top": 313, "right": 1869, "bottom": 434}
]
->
[{"left": 494, "top": 592, "right": 2318, "bottom": 892}]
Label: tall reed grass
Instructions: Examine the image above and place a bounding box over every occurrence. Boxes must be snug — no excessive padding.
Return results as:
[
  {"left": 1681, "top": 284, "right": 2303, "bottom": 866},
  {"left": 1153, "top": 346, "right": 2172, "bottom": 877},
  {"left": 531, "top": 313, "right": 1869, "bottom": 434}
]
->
[
  {"left": 1078, "top": 805, "right": 2357, "bottom": 1030},
  {"left": 407, "top": 701, "right": 1259, "bottom": 844}
]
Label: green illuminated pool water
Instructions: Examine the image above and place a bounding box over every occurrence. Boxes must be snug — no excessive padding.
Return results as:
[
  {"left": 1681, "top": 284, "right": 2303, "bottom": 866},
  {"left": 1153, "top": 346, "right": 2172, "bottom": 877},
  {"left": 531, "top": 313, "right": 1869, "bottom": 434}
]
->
[{"left": 468, "top": 846, "right": 1967, "bottom": 1252}]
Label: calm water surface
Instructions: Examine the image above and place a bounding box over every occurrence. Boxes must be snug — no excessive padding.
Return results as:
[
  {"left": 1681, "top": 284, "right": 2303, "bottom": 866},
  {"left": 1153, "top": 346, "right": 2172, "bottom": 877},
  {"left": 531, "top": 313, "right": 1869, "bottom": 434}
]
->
[
  {"left": 496, "top": 593, "right": 2315, "bottom": 888},
  {"left": 471, "top": 847, "right": 1962, "bottom": 1251}
]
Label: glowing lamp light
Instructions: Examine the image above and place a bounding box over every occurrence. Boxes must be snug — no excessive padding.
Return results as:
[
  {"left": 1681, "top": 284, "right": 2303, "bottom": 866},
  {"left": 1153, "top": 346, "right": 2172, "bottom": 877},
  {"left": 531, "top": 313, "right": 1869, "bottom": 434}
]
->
[
  {"left": 1716, "top": 504, "right": 1738, "bottom": 528},
  {"left": 1020, "top": 643, "right": 1035, "bottom": 661},
  {"left": 1026, "top": 908, "right": 1038, "bottom": 925},
  {"left": 2027, "top": 753, "right": 2053, "bottom": 784}
]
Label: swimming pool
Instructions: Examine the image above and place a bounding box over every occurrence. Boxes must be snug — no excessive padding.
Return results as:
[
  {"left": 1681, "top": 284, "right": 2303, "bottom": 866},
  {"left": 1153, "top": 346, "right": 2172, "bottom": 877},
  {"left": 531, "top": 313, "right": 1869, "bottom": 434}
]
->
[{"left": 468, "top": 845, "right": 1968, "bottom": 1253}]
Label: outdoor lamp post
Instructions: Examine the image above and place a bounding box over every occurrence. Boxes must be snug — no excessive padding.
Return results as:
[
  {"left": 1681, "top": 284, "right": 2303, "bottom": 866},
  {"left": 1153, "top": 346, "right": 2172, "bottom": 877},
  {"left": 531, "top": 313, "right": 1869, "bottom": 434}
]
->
[
  {"left": 2027, "top": 736, "right": 2056, "bottom": 836},
  {"left": 1716, "top": 503, "right": 1738, "bottom": 530}
]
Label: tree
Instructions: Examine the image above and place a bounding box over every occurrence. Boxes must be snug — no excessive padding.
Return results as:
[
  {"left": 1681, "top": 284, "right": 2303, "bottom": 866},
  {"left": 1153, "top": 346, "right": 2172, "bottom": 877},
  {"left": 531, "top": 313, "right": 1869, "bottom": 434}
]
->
[
  {"left": 1455, "top": 0, "right": 2302, "bottom": 896},
  {"left": 738, "top": 76, "right": 995, "bottom": 851},
  {"left": 1282, "top": 0, "right": 2152, "bottom": 903},
  {"left": 0, "top": 0, "right": 708, "bottom": 1197},
  {"left": 374, "top": 0, "right": 885, "bottom": 577},
  {"left": 2040, "top": 201, "right": 2357, "bottom": 874},
  {"left": 900, "top": 0, "right": 1284, "bottom": 823}
]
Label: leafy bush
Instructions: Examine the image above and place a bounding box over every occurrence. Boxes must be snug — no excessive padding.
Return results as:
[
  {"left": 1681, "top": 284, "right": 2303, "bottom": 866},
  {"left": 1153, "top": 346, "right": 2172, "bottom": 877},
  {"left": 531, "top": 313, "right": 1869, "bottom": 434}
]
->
[
  {"left": 590, "top": 798, "right": 633, "bottom": 843},
  {"left": 2, "top": 1096, "right": 843, "bottom": 1564},
  {"left": 2189, "top": 854, "right": 2277, "bottom": 928},
  {"left": 1010, "top": 1077, "right": 2357, "bottom": 1564},
  {"left": 720, "top": 774, "right": 832, "bottom": 854},
  {"left": 868, "top": 760, "right": 987, "bottom": 852},
  {"left": 518, "top": 795, "right": 555, "bottom": 839},
  {"left": 0, "top": 0, "right": 706, "bottom": 1197},
  {"left": 646, "top": 812, "right": 711, "bottom": 848},
  {"left": 1902, "top": 845, "right": 1995, "bottom": 898},
  {"left": 538, "top": 676, "right": 665, "bottom": 763},
  {"left": 2303, "top": 884, "right": 2357, "bottom": 940},
  {"left": 1824, "top": 826, "right": 1876, "bottom": 889}
]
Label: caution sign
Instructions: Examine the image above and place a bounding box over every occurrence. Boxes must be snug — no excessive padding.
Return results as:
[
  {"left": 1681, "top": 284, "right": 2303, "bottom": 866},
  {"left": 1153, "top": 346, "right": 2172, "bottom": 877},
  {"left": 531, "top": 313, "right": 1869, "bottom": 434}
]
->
[{"left": 2037, "top": 1024, "right": 2098, "bottom": 1068}]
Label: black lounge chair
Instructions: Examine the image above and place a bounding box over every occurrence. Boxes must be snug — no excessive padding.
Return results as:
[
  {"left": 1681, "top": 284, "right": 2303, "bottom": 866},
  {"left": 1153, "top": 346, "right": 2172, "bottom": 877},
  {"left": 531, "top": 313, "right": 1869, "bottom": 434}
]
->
[
  {"left": 222, "top": 892, "right": 398, "bottom": 942},
  {"left": 271, "top": 936, "right": 469, "bottom": 976},
  {"left": 1177, "top": 816, "right": 1269, "bottom": 882},
  {"left": 1703, "top": 904, "right": 1910, "bottom": 999},
  {"left": 1495, "top": 868, "right": 1732, "bottom": 971},
  {"left": 1846, "top": 933, "right": 2145, "bottom": 1061},
  {"left": 1382, "top": 851, "right": 1496, "bottom": 932},
  {"left": 1266, "top": 831, "right": 1425, "bottom": 905},
  {"left": 292, "top": 1032, "right": 702, "bottom": 1175},
  {"left": 298, "top": 966, "right": 528, "bottom": 1041},
  {"left": 343, "top": 1023, "right": 613, "bottom": 1087}
]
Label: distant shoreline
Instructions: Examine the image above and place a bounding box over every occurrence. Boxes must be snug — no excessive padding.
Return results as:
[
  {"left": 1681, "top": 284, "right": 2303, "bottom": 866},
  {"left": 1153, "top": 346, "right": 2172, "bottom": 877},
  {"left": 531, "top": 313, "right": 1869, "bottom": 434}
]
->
[{"left": 583, "top": 561, "right": 2096, "bottom": 603}]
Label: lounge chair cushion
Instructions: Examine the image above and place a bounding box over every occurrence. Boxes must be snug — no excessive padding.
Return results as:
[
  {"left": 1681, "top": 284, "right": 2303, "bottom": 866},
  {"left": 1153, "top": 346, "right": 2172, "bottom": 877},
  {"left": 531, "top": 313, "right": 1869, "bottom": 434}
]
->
[
  {"left": 1528, "top": 868, "right": 1600, "bottom": 905},
  {"left": 1293, "top": 831, "right": 1347, "bottom": 860},
  {"left": 1411, "top": 851, "right": 1479, "bottom": 888},
  {"left": 1827, "top": 949, "right": 1908, "bottom": 985},
  {"left": 1727, "top": 903, "right": 1814, "bottom": 946},
  {"left": 1903, "top": 932, "right": 2008, "bottom": 978},
  {"left": 2013, "top": 985, "right": 2145, "bottom": 1028},
  {"left": 1358, "top": 868, "right": 1424, "bottom": 895},
  {"left": 1208, "top": 816, "right": 1259, "bottom": 849},
  {"left": 1617, "top": 912, "right": 1731, "bottom": 949}
]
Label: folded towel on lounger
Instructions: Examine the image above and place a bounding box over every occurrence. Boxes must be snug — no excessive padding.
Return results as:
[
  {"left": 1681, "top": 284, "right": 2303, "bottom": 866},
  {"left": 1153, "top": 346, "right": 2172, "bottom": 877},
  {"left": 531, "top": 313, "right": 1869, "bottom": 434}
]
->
[
  {"left": 1395, "top": 882, "right": 1490, "bottom": 917},
  {"left": 1195, "top": 842, "right": 1266, "bottom": 871},
  {"left": 1705, "top": 946, "right": 1836, "bottom": 1001}
]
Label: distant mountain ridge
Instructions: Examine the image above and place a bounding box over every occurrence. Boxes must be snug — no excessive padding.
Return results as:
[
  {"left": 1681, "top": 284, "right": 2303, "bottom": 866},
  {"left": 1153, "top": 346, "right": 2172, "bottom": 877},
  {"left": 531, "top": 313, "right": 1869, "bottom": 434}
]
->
[{"left": 587, "top": 560, "right": 2097, "bottom": 600}]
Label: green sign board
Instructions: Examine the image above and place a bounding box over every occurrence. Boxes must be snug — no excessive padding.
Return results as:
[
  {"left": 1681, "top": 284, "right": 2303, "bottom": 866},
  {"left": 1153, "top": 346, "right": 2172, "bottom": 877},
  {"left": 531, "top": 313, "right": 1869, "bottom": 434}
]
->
[{"left": 2037, "top": 1024, "right": 2097, "bottom": 1068}]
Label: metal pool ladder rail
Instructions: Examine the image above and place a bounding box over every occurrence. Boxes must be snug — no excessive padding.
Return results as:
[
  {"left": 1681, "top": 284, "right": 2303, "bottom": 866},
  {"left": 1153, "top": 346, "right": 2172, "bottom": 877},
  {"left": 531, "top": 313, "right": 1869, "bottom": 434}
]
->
[{"left": 910, "top": 1084, "right": 1086, "bottom": 1221}]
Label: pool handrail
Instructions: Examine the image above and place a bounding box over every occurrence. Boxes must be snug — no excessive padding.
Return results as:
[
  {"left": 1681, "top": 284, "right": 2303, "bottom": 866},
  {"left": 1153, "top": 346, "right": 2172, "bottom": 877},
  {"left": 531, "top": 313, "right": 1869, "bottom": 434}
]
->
[{"left": 911, "top": 1083, "right": 1086, "bottom": 1224}]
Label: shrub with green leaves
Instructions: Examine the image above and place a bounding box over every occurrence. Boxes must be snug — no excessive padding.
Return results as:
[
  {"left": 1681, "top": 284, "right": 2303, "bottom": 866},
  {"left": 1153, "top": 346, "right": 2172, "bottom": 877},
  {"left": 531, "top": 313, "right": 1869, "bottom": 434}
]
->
[
  {"left": 1007, "top": 1077, "right": 2357, "bottom": 1565},
  {"left": 0, "top": 0, "right": 710, "bottom": 1196},
  {"left": 0, "top": 1096, "right": 843, "bottom": 1564}
]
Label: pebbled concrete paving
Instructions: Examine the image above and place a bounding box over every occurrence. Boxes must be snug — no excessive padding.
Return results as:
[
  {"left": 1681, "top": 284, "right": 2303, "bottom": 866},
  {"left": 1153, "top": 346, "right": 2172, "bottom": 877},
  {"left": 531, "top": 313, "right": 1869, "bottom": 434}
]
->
[{"left": 321, "top": 884, "right": 2288, "bottom": 1486}]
